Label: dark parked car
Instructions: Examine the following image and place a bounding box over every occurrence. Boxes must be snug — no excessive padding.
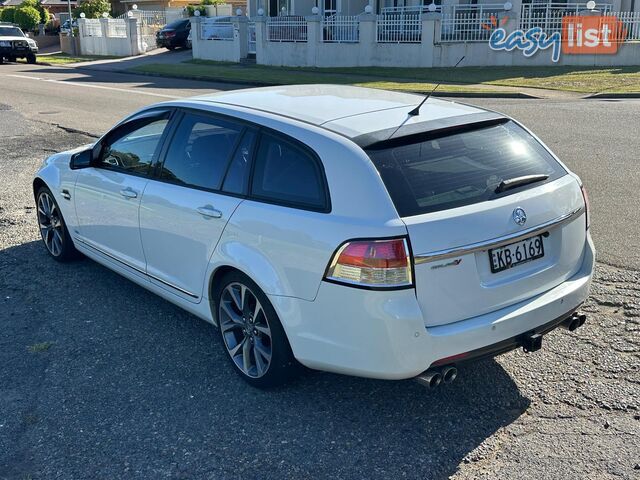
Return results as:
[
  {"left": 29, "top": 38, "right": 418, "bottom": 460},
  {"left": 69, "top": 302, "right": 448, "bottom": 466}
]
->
[
  {"left": 0, "top": 23, "right": 38, "bottom": 64},
  {"left": 156, "top": 19, "right": 191, "bottom": 50}
]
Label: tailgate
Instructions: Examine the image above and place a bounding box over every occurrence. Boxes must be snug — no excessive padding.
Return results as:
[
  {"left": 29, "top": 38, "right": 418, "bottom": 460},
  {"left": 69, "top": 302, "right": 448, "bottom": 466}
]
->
[{"left": 406, "top": 176, "right": 586, "bottom": 326}]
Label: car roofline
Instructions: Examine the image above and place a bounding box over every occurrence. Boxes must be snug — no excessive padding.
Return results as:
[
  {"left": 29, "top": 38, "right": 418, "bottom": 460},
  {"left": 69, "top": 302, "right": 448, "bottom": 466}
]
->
[{"left": 194, "top": 97, "right": 498, "bottom": 148}]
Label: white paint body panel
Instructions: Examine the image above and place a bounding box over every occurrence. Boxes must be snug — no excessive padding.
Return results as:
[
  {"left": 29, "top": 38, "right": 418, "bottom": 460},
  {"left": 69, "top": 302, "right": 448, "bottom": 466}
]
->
[
  {"left": 74, "top": 168, "right": 149, "bottom": 273},
  {"left": 139, "top": 180, "right": 243, "bottom": 301},
  {"left": 32, "top": 86, "right": 595, "bottom": 380}
]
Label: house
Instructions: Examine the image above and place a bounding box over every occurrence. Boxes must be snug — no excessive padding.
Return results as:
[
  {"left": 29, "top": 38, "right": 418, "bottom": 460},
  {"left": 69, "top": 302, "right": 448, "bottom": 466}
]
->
[
  {"left": 109, "top": 0, "right": 247, "bottom": 15},
  {"left": 245, "top": 0, "right": 638, "bottom": 17}
]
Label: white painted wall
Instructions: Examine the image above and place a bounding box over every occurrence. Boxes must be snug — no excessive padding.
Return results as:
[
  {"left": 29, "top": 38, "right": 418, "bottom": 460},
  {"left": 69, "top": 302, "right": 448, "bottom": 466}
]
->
[
  {"left": 77, "top": 18, "right": 143, "bottom": 57},
  {"left": 192, "top": 8, "right": 640, "bottom": 67}
]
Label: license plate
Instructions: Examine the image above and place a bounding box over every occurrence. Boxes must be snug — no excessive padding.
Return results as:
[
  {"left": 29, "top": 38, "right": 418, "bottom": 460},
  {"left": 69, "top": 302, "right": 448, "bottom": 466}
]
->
[{"left": 489, "top": 234, "right": 545, "bottom": 273}]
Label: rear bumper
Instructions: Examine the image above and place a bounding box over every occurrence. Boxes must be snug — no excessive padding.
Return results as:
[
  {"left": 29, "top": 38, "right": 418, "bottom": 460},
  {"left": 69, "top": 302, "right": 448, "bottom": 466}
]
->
[{"left": 270, "top": 233, "right": 595, "bottom": 380}]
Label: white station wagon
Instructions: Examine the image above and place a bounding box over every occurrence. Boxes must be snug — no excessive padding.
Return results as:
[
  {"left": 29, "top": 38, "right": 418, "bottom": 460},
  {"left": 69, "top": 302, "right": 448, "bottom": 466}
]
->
[{"left": 33, "top": 85, "right": 594, "bottom": 388}]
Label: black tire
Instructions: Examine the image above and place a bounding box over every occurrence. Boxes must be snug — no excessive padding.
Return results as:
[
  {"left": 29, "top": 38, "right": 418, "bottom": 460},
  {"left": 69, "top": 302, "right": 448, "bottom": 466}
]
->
[
  {"left": 0, "top": 56, "right": 4, "bottom": 65},
  {"left": 213, "top": 270, "right": 299, "bottom": 388},
  {"left": 7, "top": 55, "right": 16, "bottom": 63},
  {"left": 36, "top": 186, "right": 80, "bottom": 262},
  {"left": 166, "top": 45, "right": 176, "bottom": 51},
  {"left": 26, "top": 53, "right": 36, "bottom": 64}
]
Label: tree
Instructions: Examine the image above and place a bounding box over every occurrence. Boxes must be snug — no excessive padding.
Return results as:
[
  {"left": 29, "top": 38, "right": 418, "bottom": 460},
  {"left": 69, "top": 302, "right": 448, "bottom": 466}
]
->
[
  {"left": 19, "top": 0, "right": 49, "bottom": 25},
  {"left": 0, "top": 7, "right": 17, "bottom": 24},
  {"left": 14, "top": 6, "right": 40, "bottom": 31},
  {"left": 73, "top": 0, "right": 111, "bottom": 19}
]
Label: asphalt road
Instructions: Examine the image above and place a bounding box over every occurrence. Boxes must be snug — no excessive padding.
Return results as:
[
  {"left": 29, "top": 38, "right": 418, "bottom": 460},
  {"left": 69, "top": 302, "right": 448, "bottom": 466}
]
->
[{"left": 0, "top": 63, "right": 638, "bottom": 479}]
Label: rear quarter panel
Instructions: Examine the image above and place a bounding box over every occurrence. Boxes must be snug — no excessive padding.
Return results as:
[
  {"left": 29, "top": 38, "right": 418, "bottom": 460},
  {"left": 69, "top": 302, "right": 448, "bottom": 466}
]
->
[{"left": 193, "top": 103, "right": 407, "bottom": 302}]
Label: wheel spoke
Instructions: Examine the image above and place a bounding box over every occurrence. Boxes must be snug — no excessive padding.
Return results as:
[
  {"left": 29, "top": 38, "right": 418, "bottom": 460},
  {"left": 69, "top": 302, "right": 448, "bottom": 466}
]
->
[
  {"left": 252, "top": 301, "right": 263, "bottom": 322},
  {"left": 220, "top": 300, "right": 242, "bottom": 325},
  {"left": 242, "top": 338, "right": 252, "bottom": 374},
  {"left": 53, "top": 228, "right": 63, "bottom": 245},
  {"left": 254, "top": 347, "right": 266, "bottom": 376},
  {"left": 228, "top": 337, "right": 246, "bottom": 358},
  {"left": 254, "top": 341, "right": 272, "bottom": 362},
  {"left": 220, "top": 319, "right": 242, "bottom": 333},
  {"left": 51, "top": 234, "right": 61, "bottom": 256},
  {"left": 229, "top": 285, "right": 243, "bottom": 311}
]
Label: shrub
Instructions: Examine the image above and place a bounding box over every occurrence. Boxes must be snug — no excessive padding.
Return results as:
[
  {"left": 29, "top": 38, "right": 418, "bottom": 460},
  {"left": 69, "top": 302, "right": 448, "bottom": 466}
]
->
[
  {"left": 186, "top": 5, "right": 206, "bottom": 16},
  {"left": 0, "top": 7, "right": 16, "bottom": 23},
  {"left": 14, "top": 6, "right": 41, "bottom": 31},
  {"left": 18, "top": 1, "right": 48, "bottom": 25},
  {"left": 73, "top": 0, "right": 110, "bottom": 19}
]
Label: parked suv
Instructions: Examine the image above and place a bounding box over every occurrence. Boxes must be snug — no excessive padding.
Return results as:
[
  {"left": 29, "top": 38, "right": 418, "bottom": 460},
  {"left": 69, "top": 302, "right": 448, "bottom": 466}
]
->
[
  {"left": 32, "top": 85, "right": 594, "bottom": 388},
  {"left": 156, "top": 19, "right": 190, "bottom": 50},
  {"left": 0, "top": 23, "right": 38, "bottom": 64}
]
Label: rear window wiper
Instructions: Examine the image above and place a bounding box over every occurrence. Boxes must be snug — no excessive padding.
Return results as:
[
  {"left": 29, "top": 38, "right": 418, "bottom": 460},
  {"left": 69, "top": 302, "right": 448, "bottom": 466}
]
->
[{"left": 495, "top": 174, "right": 549, "bottom": 193}]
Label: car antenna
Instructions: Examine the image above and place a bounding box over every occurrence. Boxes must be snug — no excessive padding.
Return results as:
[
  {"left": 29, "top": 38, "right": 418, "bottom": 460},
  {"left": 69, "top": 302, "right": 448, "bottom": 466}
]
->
[{"left": 407, "top": 56, "right": 465, "bottom": 116}]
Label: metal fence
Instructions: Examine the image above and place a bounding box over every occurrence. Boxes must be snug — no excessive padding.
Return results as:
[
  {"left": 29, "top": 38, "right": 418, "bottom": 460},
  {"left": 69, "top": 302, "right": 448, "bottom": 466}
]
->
[
  {"left": 266, "top": 16, "right": 307, "bottom": 42},
  {"left": 440, "top": 12, "right": 498, "bottom": 42},
  {"left": 106, "top": 19, "right": 127, "bottom": 38},
  {"left": 381, "top": 5, "right": 442, "bottom": 14},
  {"left": 519, "top": 9, "right": 640, "bottom": 42},
  {"left": 520, "top": 2, "right": 612, "bottom": 19},
  {"left": 376, "top": 13, "right": 422, "bottom": 43},
  {"left": 248, "top": 21, "right": 256, "bottom": 53},
  {"left": 322, "top": 15, "right": 359, "bottom": 43},
  {"left": 81, "top": 19, "right": 102, "bottom": 37},
  {"left": 200, "top": 17, "right": 234, "bottom": 40},
  {"left": 117, "top": 9, "right": 167, "bottom": 26},
  {"left": 615, "top": 11, "right": 640, "bottom": 42}
]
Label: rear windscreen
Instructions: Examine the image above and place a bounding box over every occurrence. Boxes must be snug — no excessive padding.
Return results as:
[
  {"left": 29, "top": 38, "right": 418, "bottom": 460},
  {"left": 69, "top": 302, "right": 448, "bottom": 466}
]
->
[{"left": 366, "top": 120, "right": 566, "bottom": 217}]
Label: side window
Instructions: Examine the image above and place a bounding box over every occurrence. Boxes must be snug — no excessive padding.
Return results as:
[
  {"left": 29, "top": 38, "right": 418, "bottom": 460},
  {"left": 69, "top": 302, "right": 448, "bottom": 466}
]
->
[
  {"left": 250, "top": 133, "right": 328, "bottom": 211},
  {"left": 161, "top": 113, "right": 242, "bottom": 191},
  {"left": 100, "top": 118, "right": 169, "bottom": 175},
  {"left": 222, "top": 129, "right": 256, "bottom": 195}
]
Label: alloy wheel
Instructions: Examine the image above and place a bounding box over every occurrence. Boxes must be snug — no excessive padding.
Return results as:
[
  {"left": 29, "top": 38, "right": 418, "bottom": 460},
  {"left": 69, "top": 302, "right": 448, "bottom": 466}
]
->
[
  {"left": 37, "top": 192, "right": 64, "bottom": 257},
  {"left": 219, "top": 282, "right": 273, "bottom": 378}
]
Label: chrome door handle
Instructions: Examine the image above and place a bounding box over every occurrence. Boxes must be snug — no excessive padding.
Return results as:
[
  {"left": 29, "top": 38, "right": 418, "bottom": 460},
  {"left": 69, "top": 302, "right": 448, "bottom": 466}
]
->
[
  {"left": 119, "top": 188, "right": 138, "bottom": 199},
  {"left": 197, "top": 205, "right": 223, "bottom": 218}
]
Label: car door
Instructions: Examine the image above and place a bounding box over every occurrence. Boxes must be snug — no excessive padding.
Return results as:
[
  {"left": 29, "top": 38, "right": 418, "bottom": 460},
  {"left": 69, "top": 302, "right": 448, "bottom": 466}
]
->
[
  {"left": 73, "top": 110, "right": 173, "bottom": 273},
  {"left": 139, "top": 111, "right": 255, "bottom": 302}
]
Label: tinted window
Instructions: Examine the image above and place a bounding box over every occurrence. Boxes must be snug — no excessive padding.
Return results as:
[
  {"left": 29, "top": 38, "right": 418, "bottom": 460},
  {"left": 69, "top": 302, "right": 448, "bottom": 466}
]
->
[
  {"left": 367, "top": 121, "right": 566, "bottom": 217},
  {"left": 222, "top": 129, "right": 256, "bottom": 195},
  {"left": 101, "top": 119, "right": 169, "bottom": 175},
  {"left": 161, "top": 113, "right": 242, "bottom": 191},
  {"left": 251, "top": 133, "right": 327, "bottom": 210},
  {"left": 164, "top": 19, "right": 189, "bottom": 30},
  {"left": 0, "top": 27, "right": 24, "bottom": 37}
]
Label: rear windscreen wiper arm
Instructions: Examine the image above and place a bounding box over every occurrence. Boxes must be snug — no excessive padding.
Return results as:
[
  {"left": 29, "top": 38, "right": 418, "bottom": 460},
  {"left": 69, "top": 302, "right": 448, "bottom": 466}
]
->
[{"left": 495, "top": 174, "right": 550, "bottom": 193}]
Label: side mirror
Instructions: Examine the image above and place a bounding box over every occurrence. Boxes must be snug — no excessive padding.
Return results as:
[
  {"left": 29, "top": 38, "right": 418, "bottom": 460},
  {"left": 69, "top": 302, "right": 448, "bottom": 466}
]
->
[{"left": 70, "top": 149, "right": 93, "bottom": 169}]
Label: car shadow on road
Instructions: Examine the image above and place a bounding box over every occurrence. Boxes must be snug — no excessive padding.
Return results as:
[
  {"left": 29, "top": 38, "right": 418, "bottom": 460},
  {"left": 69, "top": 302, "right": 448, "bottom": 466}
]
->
[{"left": 1, "top": 240, "right": 530, "bottom": 479}]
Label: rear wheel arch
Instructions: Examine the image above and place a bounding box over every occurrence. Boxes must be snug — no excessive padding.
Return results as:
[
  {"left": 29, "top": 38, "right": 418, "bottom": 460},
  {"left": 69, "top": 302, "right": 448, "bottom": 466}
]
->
[{"left": 207, "top": 266, "right": 294, "bottom": 344}]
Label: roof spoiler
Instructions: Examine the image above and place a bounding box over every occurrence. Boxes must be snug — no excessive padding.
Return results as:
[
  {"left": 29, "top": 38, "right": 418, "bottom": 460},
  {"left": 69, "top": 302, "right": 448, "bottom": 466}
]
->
[{"left": 351, "top": 112, "right": 508, "bottom": 150}]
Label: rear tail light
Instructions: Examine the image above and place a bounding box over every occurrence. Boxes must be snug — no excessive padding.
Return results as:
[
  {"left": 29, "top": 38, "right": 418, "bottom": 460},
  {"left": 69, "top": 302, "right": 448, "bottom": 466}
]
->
[
  {"left": 164, "top": 31, "right": 176, "bottom": 37},
  {"left": 580, "top": 184, "right": 590, "bottom": 230},
  {"left": 324, "top": 238, "right": 413, "bottom": 289}
]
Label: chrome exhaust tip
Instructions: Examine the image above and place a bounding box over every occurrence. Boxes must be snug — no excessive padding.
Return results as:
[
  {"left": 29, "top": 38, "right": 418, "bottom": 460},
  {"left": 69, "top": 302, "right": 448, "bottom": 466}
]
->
[
  {"left": 441, "top": 366, "right": 458, "bottom": 384},
  {"left": 415, "top": 370, "right": 442, "bottom": 389}
]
